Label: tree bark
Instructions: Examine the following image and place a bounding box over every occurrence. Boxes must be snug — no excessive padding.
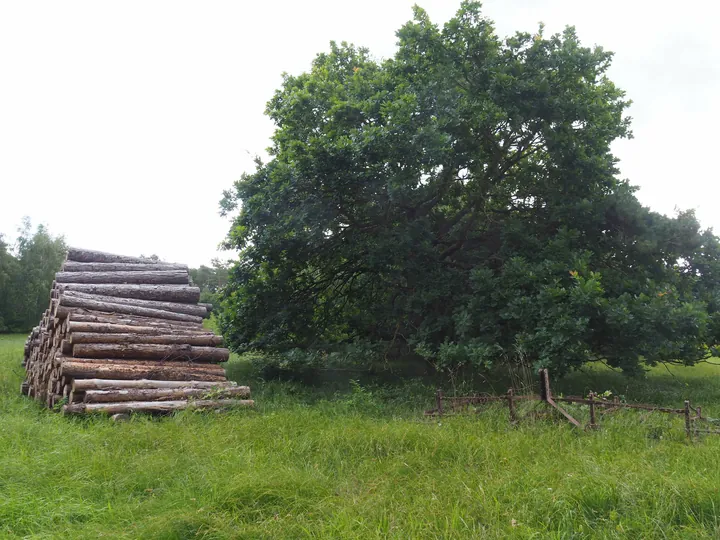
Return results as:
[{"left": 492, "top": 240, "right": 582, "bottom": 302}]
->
[
  {"left": 57, "top": 358, "right": 225, "bottom": 376},
  {"left": 67, "top": 321, "right": 210, "bottom": 335},
  {"left": 62, "top": 291, "right": 207, "bottom": 317},
  {"left": 63, "top": 261, "right": 188, "bottom": 272},
  {"left": 64, "top": 399, "right": 254, "bottom": 414},
  {"left": 66, "top": 248, "right": 171, "bottom": 264},
  {"left": 69, "top": 332, "right": 223, "bottom": 346},
  {"left": 55, "top": 270, "right": 189, "bottom": 285},
  {"left": 57, "top": 295, "right": 203, "bottom": 323},
  {"left": 72, "top": 378, "right": 237, "bottom": 391},
  {"left": 58, "top": 284, "right": 200, "bottom": 303},
  {"left": 84, "top": 386, "right": 250, "bottom": 403},
  {"left": 60, "top": 361, "right": 227, "bottom": 381},
  {"left": 67, "top": 310, "right": 203, "bottom": 328},
  {"left": 72, "top": 343, "right": 230, "bottom": 362}
]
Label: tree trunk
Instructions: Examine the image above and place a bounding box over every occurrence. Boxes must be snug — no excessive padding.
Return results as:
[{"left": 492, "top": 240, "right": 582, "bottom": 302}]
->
[
  {"left": 67, "top": 321, "right": 210, "bottom": 335},
  {"left": 63, "top": 261, "right": 188, "bottom": 272},
  {"left": 67, "top": 310, "right": 203, "bottom": 328},
  {"left": 72, "top": 378, "right": 237, "bottom": 391},
  {"left": 60, "top": 361, "right": 227, "bottom": 381},
  {"left": 57, "top": 296, "right": 203, "bottom": 323},
  {"left": 84, "top": 386, "right": 250, "bottom": 403},
  {"left": 72, "top": 343, "right": 230, "bottom": 362},
  {"left": 58, "top": 284, "right": 200, "bottom": 303},
  {"left": 69, "top": 332, "right": 223, "bottom": 346},
  {"left": 55, "top": 270, "right": 189, "bottom": 285},
  {"left": 64, "top": 399, "right": 254, "bottom": 414},
  {"left": 66, "top": 248, "right": 170, "bottom": 264},
  {"left": 62, "top": 291, "right": 207, "bottom": 317}
]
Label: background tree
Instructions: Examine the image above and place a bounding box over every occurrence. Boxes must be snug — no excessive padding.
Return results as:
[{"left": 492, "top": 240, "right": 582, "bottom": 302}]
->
[
  {"left": 219, "top": 2, "right": 720, "bottom": 376},
  {"left": 0, "top": 219, "right": 66, "bottom": 333},
  {"left": 190, "top": 259, "right": 230, "bottom": 310}
]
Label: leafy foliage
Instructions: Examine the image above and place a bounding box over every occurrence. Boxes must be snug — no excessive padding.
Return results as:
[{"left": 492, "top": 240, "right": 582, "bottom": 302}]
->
[
  {"left": 189, "top": 259, "right": 230, "bottom": 310},
  {"left": 0, "top": 218, "right": 66, "bottom": 332},
  {"left": 219, "top": 2, "right": 720, "bottom": 376}
]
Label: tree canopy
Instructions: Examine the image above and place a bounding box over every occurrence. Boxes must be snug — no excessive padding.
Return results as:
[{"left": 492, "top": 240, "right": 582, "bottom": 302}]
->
[
  {"left": 219, "top": 2, "right": 720, "bottom": 376},
  {"left": 0, "top": 219, "right": 66, "bottom": 333}
]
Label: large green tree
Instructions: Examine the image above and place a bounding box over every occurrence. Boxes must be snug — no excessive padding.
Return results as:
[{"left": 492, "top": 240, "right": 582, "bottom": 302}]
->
[{"left": 219, "top": 2, "right": 720, "bottom": 376}]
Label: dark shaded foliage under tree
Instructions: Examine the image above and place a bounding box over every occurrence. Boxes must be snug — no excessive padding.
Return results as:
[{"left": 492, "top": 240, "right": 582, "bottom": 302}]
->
[
  {"left": 219, "top": 2, "right": 720, "bottom": 377},
  {"left": 0, "top": 219, "right": 66, "bottom": 333}
]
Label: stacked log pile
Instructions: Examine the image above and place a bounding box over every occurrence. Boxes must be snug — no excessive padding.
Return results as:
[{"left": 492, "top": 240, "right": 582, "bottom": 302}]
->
[{"left": 22, "top": 247, "right": 252, "bottom": 415}]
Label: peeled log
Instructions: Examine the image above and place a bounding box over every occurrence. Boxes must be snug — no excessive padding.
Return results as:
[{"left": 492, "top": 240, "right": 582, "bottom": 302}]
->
[
  {"left": 66, "top": 248, "right": 168, "bottom": 264},
  {"left": 72, "top": 343, "right": 230, "bottom": 362},
  {"left": 63, "top": 261, "right": 188, "bottom": 272},
  {"left": 60, "top": 361, "right": 227, "bottom": 381},
  {"left": 64, "top": 399, "right": 254, "bottom": 414},
  {"left": 67, "top": 311, "right": 202, "bottom": 329},
  {"left": 57, "top": 295, "right": 203, "bottom": 323},
  {"left": 58, "top": 284, "right": 200, "bottom": 303},
  {"left": 84, "top": 386, "right": 250, "bottom": 403},
  {"left": 62, "top": 291, "right": 207, "bottom": 317},
  {"left": 55, "top": 270, "right": 189, "bottom": 285},
  {"left": 70, "top": 332, "right": 223, "bottom": 346},
  {"left": 68, "top": 322, "right": 209, "bottom": 335},
  {"left": 72, "top": 378, "right": 237, "bottom": 391}
]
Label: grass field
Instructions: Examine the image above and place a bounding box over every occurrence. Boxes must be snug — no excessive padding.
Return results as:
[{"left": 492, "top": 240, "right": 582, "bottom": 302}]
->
[{"left": 2, "top": 333, "right": 720, "bottom": 538}]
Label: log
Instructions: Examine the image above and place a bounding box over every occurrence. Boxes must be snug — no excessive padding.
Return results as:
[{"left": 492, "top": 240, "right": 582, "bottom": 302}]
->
[
  {"left": 72, "top": 378, "right": 237, "bottom": 391},
  {"left": 62, "top": 291, "right": 207, "bottom": 317},
  {"left": 66, "top": 248, "right": 168, "bottom": 264},
  {"left": 58, "top": 359, "right": 226, "bottom": 377},
  {"left": 72, "top": 343, "right": 230, "bottom": 362},
  {"left": 55, "top": 270, "right": 189, "bottom": 285},
  {"left": 60, "top": 361, "right": 227, "bottom": 381},
  {"left": 54, "top": 354, "right": 225, "bottom": 371},
  {"left": 63, "top": 261, "right": 188, "bottom": 272},
  {"left": 84, "top": 386, "right": 250, "bottom": 403},
  {"left": 57, "top": 296, "right": 203, "bottom": 323},
  {"left": 64, "top": 399, "right": 254, "bottom": 414},
  {"left": 67, "top": 310, "right": 202, "bottom": 328},
  {"left": 67, "top": 321, "right": 210, "bottom": 335},
  {"left": 70, "top": 332, "right": 223, "bottom": 346},
  {"left": 58, "top": 284, "right": 200, "bottom": 303}
]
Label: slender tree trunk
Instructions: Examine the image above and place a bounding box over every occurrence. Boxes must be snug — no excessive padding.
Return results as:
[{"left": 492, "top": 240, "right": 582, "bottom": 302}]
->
[
  {"left": 63, "top": 261, "right": 188, "bottom": 272},
  {"left": 62, "top": 291, "right": 207, "bottom": 317},
  {"left": 56, "top": 296, "right": 203, "bottom": 323},
  {"left": 69, "top": 332, "right": 223, "bottom": 346},
  {"left": 72, "top": 378, "right": 237, "bottom": 391},
  {"left": 84, "top": 386, "right": 250, "bottom": 402},
  {"left": 58, "top": 283, "right": 200, "bottom": 303},
  {"left": 55, "top": 270, "right": 189, "bottom": 285},
  {"left": 61, "top": 361, "right": 227, "bottom": 381},
  {"left": 71, "top": 343, "right": 230, "bottom": 362},
  {"left": 64, "top": 399, "right": 254, "bottom": 414}
]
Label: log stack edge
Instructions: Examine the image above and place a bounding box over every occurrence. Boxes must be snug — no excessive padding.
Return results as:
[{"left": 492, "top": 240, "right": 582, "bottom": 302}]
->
[{"left": 22, "top": 247, "right": 253, "bottom": 415}]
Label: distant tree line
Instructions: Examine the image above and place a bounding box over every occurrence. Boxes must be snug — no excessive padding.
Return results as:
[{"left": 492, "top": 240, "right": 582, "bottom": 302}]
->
[
  {"left": 0, "top": 219, "right": 66, "bottom": 333},
  {"left": 189, "top": 260, "right": 230, "bottom": 311}
]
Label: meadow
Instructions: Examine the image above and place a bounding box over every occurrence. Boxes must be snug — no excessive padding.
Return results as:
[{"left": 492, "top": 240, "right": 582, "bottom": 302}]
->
[{"left": 2, "top": 333, "right": 720, "bottom": 538}]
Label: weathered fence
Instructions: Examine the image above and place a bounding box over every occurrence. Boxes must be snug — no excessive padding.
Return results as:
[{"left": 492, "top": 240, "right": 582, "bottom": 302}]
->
[{"left": 426, "top": 369, "right": 720, "bottom": 438}]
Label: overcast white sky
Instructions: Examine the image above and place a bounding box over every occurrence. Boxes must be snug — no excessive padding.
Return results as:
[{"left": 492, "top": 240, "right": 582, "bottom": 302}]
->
[{"left": 1, "top": 1, "right": 717, "bottom": 266}]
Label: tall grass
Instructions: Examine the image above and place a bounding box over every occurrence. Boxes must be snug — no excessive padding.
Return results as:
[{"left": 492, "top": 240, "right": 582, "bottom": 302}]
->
[{"left": 2, "top": 333, "right": 720, "bottom": 538}]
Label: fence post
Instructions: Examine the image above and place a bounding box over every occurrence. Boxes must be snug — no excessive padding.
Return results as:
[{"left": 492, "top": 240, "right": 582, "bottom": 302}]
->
[
  {"left": 507, "top": 388, "right": 517, "bottom": 424},
  {"left": 538, "top": 369, "right": 551, "bottom": 402},
  {"left": 684, "top": 400, "right": 691, "bottom": 439},
  {"left": 588, "top": 392, "right": 597, "bottom": 429},
  {"left": 436, "top": 389, "right": 444, "bottom": 417}
]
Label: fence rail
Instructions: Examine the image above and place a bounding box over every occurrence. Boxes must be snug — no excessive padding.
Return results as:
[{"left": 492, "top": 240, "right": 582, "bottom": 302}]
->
[{"left": 425, "top": 368, "right": 720, "bottom": 438}]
